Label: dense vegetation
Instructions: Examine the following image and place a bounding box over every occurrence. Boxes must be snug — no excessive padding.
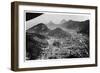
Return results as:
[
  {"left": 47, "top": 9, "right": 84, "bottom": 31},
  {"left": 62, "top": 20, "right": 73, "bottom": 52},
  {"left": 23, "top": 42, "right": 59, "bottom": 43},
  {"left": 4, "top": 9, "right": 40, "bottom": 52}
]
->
[{"left": 26, "top": 20, "right": 89, "bottom": 60}]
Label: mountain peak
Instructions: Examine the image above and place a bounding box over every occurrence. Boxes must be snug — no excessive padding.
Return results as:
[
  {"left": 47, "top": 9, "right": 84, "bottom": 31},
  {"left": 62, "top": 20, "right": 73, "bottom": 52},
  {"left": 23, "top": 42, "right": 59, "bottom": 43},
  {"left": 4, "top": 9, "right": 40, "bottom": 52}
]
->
[
  {"left": 48, "top": 21, "right": 54, "bottom": 24},
  {"left": 27, "top": 23, "right": 50, "bottom": 33},
  {"left": 54, "top": 28, "right": 63, "bottom": 32},
  {"left": 48, "top": 28, "right": 71, "bottom": 38},
  {"left": 60, "top": 19, "right": 67, "bottom": 24}
]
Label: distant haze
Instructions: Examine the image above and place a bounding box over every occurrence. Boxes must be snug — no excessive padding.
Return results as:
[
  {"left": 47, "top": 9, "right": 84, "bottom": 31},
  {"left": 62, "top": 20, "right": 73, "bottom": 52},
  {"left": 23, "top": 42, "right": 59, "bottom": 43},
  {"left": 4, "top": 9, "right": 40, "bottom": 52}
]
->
[{"left": 26, "top": 13, "right": 90, "bottom": 30}]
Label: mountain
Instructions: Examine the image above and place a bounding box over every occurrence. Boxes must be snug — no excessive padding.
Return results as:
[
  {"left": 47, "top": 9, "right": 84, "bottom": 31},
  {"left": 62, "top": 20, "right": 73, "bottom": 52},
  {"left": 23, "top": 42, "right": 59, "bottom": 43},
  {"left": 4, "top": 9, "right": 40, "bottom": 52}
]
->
[
  {"left": 27, "top": 23, "right": 50, "bottom": 34},
  {"left": 47, "top": 21, "right": 59, "bottom": 30},
  {"left": 61, "top": 20, "right": 89, "bottom": 35},
  {"left": 48, "top": 28, "right": 71, "bottom": 38},
  {"left": 78, "top": 20, "right": 89, "bottom": 35},
  {"left": 61, "top": 20, "right": 80, "bottom": 30},
  {"left": 60, "top": 19, "right": 67, "bottom": 24}
]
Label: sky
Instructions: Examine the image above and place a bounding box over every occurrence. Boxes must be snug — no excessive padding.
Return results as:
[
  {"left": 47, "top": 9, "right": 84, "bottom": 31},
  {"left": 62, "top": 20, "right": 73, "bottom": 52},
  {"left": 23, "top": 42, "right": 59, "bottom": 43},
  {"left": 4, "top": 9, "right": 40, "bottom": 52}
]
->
[{"left": 26, "top": 13, "right": 90, "bottom": 30}]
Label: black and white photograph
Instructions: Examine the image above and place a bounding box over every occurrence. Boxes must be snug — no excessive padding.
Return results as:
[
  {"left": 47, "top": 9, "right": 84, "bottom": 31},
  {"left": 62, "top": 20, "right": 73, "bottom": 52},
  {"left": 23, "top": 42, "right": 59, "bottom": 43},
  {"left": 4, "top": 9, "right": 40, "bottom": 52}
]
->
[
  {"left": 11, "top": 2, "right": 97, "bottom": 71},
  {"left": 26, "top": 12, "right": 90, "bottom": 60}
]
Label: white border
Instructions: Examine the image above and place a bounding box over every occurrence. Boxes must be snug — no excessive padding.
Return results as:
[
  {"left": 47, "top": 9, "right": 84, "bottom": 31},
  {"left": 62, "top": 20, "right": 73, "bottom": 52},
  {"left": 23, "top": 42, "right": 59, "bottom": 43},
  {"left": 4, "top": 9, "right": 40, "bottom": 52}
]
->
[{"left": 18, "top": 5, "right": 96, "bottom": 68}]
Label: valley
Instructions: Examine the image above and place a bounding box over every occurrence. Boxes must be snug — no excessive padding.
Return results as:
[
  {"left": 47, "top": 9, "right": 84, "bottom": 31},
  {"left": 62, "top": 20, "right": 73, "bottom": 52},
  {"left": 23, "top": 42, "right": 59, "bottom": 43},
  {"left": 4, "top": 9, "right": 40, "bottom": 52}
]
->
[{"left": 26, "top": 20, "right": 89, "bottom": 60}]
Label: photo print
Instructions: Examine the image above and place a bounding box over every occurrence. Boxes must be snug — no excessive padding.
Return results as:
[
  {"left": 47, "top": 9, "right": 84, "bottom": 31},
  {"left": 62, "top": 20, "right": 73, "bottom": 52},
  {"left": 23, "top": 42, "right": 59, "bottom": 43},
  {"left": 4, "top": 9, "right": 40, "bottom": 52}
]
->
[{"left": 25, "top": 12, "right": 90, "bottom": 60}]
